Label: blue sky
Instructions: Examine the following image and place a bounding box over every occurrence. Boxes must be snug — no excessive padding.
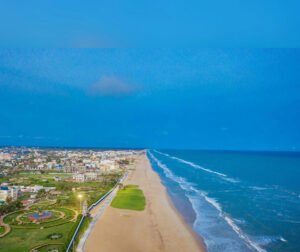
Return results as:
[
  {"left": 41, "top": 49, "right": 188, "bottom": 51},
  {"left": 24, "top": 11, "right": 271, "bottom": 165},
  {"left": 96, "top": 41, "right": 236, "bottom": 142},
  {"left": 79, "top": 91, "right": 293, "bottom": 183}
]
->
[
  {"left": 0, "top": 49, "right": 299, "bottom": 150},
  {"left": 1, "top": 0, "right": 300, "bottom": 47}
]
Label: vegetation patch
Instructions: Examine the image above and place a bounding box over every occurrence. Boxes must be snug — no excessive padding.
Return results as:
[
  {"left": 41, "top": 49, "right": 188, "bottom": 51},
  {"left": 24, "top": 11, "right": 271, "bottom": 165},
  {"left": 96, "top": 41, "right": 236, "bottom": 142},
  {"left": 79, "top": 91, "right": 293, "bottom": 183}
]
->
[
  {"left": 0, "top": 169, "right": 122, "bottom": 251},
  {"left": 71, "top": 216, "right": 92, "bottom": 248},
  {"left": 0, "top": 226, "right": 5, "bottom": 235},
  {"left": 4, "top": 208, "right": 75, "bottom": 230},
  {"left": 47, "top": 233, "right": 63, "bottom": 240},
  {"left": 30, "top": 243, "right": 64, "bottom": 252},
  {"left": 111, "top": 185, "right": 145, "bottom": 211}
]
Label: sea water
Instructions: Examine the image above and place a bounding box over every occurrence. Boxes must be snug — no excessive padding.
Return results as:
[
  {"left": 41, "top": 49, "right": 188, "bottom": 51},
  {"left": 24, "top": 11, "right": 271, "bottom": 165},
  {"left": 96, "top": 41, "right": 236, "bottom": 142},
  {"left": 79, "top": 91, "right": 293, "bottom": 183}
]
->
[{"left": 147, "top": 150, "right": 300, "bottom": 252}]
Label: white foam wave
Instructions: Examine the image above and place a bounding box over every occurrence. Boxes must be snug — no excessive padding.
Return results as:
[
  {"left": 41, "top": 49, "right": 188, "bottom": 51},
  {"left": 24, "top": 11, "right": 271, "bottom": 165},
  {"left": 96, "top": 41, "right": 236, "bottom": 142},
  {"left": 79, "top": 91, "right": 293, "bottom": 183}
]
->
[
  {"left": 280, "top": 237, "right": 287, "bottom": 243},
  {"left": 254, "top": 235, "right": 287, "bottom": 246},
  {"left": 234, "top": 218, "right": 246, "bottom": 225},
  {"left": 148, "top": 151, "right": 194, "bottom": 191},
  {"left": 191, "top": 189, "right": 267, "bottom": 252},
  {"left": 281, "top": 219, "right": 300, "bottom": 224},
  {"left": 148, "top": 151, "right": 266, "bottom": 252},
  {"left": 154, "top": 150, "right": 227, "bottom": 177},
  {"left": 154, "top": 150, "right": 240, "bottom": 184},
  {"left": 223, "top": 177, "right": 240, "bottom": 183},
  {"left": 249, "top": 186, "right": 270, "bottom": 191}
]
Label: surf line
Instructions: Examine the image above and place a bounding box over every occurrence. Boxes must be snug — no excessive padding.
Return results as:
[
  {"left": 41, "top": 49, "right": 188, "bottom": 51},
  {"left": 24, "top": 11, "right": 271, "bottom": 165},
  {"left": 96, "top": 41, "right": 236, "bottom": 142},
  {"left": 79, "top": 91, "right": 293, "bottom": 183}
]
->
[
  {"left": 148, "top": 151, "right": 266, "bottom": 252},
  {"left": 153, "top": 150, "right": 227, "bottom": 177}
]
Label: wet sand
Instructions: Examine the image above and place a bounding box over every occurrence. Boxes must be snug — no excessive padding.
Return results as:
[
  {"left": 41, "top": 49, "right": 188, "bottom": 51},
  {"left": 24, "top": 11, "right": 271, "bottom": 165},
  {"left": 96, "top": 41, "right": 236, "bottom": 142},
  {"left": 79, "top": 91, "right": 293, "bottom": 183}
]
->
[{"left": 85, "top": 153, "right": 206, "bottom": 252}]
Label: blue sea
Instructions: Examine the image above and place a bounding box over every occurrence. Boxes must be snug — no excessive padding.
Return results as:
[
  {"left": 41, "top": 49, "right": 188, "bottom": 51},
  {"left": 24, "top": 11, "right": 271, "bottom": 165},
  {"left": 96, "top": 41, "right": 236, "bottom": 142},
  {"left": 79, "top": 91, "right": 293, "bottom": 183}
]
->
[{"left": 147, "top": 150, "right": 300, "bottom": 252}]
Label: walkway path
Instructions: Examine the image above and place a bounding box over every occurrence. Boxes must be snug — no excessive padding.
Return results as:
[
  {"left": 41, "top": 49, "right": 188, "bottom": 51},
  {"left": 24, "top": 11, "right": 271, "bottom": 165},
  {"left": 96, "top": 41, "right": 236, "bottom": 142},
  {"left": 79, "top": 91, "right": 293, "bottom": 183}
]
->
[
  {"left": 76, "top": 172, "right": 128, "bottom": 252},
  {"left": 76, "top": 187, "right": 118, "bottom": 252},
  {"left": 0, "top": 215, "right": 11, "bottom": 238}
]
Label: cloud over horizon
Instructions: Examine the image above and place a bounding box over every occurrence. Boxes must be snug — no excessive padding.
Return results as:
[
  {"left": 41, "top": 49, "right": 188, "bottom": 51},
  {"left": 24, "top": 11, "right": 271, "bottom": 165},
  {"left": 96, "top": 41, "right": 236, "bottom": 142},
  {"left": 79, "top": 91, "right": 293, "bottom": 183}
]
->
[{"left": 87, "top": 76, "right": 140, "bottom": 97}]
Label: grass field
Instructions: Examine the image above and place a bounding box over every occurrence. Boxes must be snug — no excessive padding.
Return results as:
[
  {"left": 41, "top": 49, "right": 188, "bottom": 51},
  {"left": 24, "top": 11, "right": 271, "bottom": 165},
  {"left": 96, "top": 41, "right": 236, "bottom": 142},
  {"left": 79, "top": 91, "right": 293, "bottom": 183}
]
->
[
  {"left": 0, "top": 226, "right": 5, "bottom": 235},
  {"left": 0, "top": 207, "right": 78, "bottom": 252},
  {"left": 0, "top": 219, "right": 75, "bottom": 252},
  {"left": 111, "top": 185, "right": 145, "bottom": 211},
  {"left": 0, "top": 171, "right": 123, "bottom": 251}
]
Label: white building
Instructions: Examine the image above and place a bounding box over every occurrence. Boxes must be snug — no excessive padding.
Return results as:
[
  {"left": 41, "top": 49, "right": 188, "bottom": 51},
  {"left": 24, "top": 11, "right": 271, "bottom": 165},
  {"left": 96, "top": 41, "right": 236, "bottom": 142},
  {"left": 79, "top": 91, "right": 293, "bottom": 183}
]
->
[
  {"left": 31, "top": 185, "right": 44, "bottom": 192},
  {"left": 27, "top": 185, "right": 55, "bottom": 193},
  {"left": 0, "top": 186, "right": 21, "bottom": 201},
  {"left": 100, "top": 159, "right": 118, "bottom": 171},
  {"left": 85, "top": 172, "right": 98, "bottom": 181},
  {"left": 73, "top": 173, "right": 86, "bottom": 183},
  {"left": 0, "top": 187, "right": 9, "bottom": 201}
]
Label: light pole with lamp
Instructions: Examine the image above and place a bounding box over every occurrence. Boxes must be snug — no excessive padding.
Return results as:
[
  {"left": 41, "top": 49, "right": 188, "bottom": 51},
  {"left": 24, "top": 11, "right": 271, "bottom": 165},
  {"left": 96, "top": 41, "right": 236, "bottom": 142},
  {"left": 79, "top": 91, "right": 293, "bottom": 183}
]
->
[{"left": 78, "top": 194, "right": 83, "bottom": 213}]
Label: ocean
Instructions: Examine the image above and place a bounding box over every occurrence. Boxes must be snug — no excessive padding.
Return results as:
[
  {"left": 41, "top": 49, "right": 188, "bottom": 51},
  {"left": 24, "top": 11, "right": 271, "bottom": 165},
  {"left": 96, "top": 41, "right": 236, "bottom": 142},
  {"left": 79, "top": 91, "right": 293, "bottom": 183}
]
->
[{"left": 147, "top": 150, "right": 300, "bottom": 252}]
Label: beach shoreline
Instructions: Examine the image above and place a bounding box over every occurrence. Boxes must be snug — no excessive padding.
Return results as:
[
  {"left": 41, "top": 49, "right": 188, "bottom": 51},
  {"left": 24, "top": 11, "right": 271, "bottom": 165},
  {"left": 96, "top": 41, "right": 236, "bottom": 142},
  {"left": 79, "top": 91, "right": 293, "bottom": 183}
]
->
[
  {"left": 159, "top": 166, "right": 207, "bottom": 251},
  {"left": 84, "top": 153, "right": 206, "bottom": 252}
]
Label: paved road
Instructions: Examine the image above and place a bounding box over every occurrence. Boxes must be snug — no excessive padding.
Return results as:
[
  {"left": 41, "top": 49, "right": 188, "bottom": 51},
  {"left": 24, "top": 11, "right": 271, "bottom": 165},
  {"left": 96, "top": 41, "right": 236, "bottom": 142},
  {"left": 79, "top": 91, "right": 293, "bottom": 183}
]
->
[
  {"left": 76, "top": 172, "right": 128, "bottom": 252},
  {"left": 76, "top": 188, "right": 118, "bottom": 252}
]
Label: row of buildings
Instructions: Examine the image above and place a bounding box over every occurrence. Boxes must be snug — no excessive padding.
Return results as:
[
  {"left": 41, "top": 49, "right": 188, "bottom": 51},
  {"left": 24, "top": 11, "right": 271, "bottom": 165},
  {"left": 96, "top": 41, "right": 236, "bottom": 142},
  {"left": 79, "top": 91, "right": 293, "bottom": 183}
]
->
[
  {"left": 0, "top": 148, "right": 137, "bottom": 174},
  {"left": 0, "top": 183, "right": 57, "bottom": 205}
]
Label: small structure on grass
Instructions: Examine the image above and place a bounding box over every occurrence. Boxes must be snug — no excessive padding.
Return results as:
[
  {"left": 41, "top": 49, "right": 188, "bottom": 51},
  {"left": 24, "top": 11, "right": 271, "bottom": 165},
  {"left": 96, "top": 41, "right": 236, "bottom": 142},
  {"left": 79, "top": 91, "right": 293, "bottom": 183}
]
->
[{"left": 28, "top": 211, "right": 54, "bottom": 221}]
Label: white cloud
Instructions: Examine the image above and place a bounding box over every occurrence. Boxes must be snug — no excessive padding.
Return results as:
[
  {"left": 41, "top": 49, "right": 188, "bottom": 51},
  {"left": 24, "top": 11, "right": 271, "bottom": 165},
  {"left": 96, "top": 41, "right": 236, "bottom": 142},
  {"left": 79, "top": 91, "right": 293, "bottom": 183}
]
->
[{"left": 87, "top": 76, "right": 139, "bottom": 97}]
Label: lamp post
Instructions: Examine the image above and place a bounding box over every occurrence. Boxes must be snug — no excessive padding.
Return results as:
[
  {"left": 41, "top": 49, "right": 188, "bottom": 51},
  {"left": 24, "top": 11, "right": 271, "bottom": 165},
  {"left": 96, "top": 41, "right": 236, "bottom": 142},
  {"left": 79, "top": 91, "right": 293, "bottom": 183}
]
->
[{"left": 78, "top": 194, "right": 83, "bottom": 213}]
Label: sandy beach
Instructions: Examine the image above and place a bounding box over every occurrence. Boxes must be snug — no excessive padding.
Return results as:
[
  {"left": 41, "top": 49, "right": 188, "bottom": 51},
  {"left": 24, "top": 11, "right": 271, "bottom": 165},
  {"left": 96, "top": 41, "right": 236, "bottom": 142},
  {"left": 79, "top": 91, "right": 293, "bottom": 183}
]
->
[{"left": 85, "top": 153, "right": 206, "bottom": 252}]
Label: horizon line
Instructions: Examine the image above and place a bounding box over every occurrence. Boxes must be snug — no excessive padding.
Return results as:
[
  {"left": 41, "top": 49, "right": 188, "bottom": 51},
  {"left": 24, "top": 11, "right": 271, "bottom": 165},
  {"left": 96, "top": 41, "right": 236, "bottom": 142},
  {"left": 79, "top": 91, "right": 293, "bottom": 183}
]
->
[{"left": 0, "top": 144, "right": 299, "bottom": 153}]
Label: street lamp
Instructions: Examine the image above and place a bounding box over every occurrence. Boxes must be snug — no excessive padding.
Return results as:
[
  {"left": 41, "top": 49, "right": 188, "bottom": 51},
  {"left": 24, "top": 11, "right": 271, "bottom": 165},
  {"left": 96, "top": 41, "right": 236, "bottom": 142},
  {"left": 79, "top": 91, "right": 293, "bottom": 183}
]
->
[{"left": 78, "top": 194, "right": 83, "bottom": 213}]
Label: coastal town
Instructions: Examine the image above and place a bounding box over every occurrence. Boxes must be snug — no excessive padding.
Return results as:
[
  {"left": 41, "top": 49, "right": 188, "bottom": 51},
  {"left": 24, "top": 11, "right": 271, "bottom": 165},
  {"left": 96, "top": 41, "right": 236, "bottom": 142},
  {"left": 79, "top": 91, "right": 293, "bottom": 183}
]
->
[
  {"left": 0, "top": 147, "right": 139, "bottom": 251},
  {"left": 0, "top": 148, "right": 136, "bottom": 204}
]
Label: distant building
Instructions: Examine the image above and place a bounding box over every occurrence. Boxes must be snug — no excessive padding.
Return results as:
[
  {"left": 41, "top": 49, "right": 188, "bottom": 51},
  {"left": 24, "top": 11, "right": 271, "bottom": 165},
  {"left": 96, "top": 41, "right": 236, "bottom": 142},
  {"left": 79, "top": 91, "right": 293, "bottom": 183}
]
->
[
  {"left": 100, "top": 160, "right": 118, "bottom": 172},
  {"left": 54, "top": 176, "right": 62, "bottom": 181},
  {"left": 31, "top": 185, "right": 44, "bottom": 193},
  {"left": 10, "top": 187, "right": 21, "bottom": 200},
  {"left": 0, "top": 186, "right": 21, "bottom": 201},
  {"left": 47, "top": 162, "right": 53, "bottom": 169},
  {"left": 85, "top": 172, "right": 98, "bottom": 181},
  {"left": 21, "top": 199, "right": 35, "bottom": 207},
  {"left": 0, "top": 186, "right": 9, "bottom": 201},
  {"left": 73, "top": 173, "right": 85, "bottom": 183}
]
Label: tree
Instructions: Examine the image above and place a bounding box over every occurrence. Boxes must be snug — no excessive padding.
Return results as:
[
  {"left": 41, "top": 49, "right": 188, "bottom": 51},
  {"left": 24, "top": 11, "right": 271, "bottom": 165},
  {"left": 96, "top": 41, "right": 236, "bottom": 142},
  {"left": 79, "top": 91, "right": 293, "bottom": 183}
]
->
[
  {"left": 6, "top": 196, "right": 12, "bottom": 204},
  {"left": 0, "top": 200, "right": 23, "bottom": 216},
  {"left": 37, "top": 189, "right": 46, "bottom": 198}
]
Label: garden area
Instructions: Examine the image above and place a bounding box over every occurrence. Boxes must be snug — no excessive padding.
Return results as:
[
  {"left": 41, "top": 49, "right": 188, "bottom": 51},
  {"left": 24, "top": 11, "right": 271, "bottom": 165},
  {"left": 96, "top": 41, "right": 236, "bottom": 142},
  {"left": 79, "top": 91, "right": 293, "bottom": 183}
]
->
[
  {"left": 0, "top": 226, "right": 5, "bottom": 235},
  {"left": 0, "top": 206, "right": 77, "bottom": 252},
  {"left": 0, "top": 171, "right": 122, "bottom": 251}
]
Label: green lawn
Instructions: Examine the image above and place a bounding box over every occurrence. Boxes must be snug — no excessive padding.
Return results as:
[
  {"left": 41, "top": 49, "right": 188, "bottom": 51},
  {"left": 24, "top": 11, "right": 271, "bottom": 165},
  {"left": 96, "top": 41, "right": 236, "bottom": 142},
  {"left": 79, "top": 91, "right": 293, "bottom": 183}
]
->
[
  {"left": 0, "top": 207, "right": 78, "bottom": 252},
  {"left": 111, "top": 185, "right": 145, "bottom": 211},
  {"left": 0, "top": 226, "right": 5, "bottom": 235},
  {"left": 0, "top": 220, "right": 75, "bottom": 252},
  {"left": 0, "top": 171, "right": 123, "bottom": 251}
]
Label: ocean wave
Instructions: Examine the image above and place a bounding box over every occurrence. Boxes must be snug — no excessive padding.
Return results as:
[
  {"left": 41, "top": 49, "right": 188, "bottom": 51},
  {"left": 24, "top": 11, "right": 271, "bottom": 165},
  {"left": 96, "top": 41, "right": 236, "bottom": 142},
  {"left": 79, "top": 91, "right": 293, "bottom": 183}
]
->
[
  {"left": 223, "top": 177, "right": 240, "bottom": 183},
  {"left": 280, "top": 237, "right": 288, "bottom": 243},
  {"left": 148, "top": 151, "right": 266, "bottom": 252},
  {"left": 270, "top": 185, "right": 300, "bottom": 199},
  {"left": 193, "top": 189, "right": 267, "bottom": 252},
  {"left": 234, "top": 218, "right": 247, "bottom": 225},
  {"left": 249, "top": 186, "right": 270, "bottom": 191},
  {"left": 154, "top": 150, "right": 240, "bottom": 184},
  {"left": 148, "top": 151, "right": 194, "bottom": 190},
  {"left": 280, "top": 219, "right": 300, "bottom": 224},
  {"left": 253, "top": 235, "right": 287, "bottom": 246}
]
